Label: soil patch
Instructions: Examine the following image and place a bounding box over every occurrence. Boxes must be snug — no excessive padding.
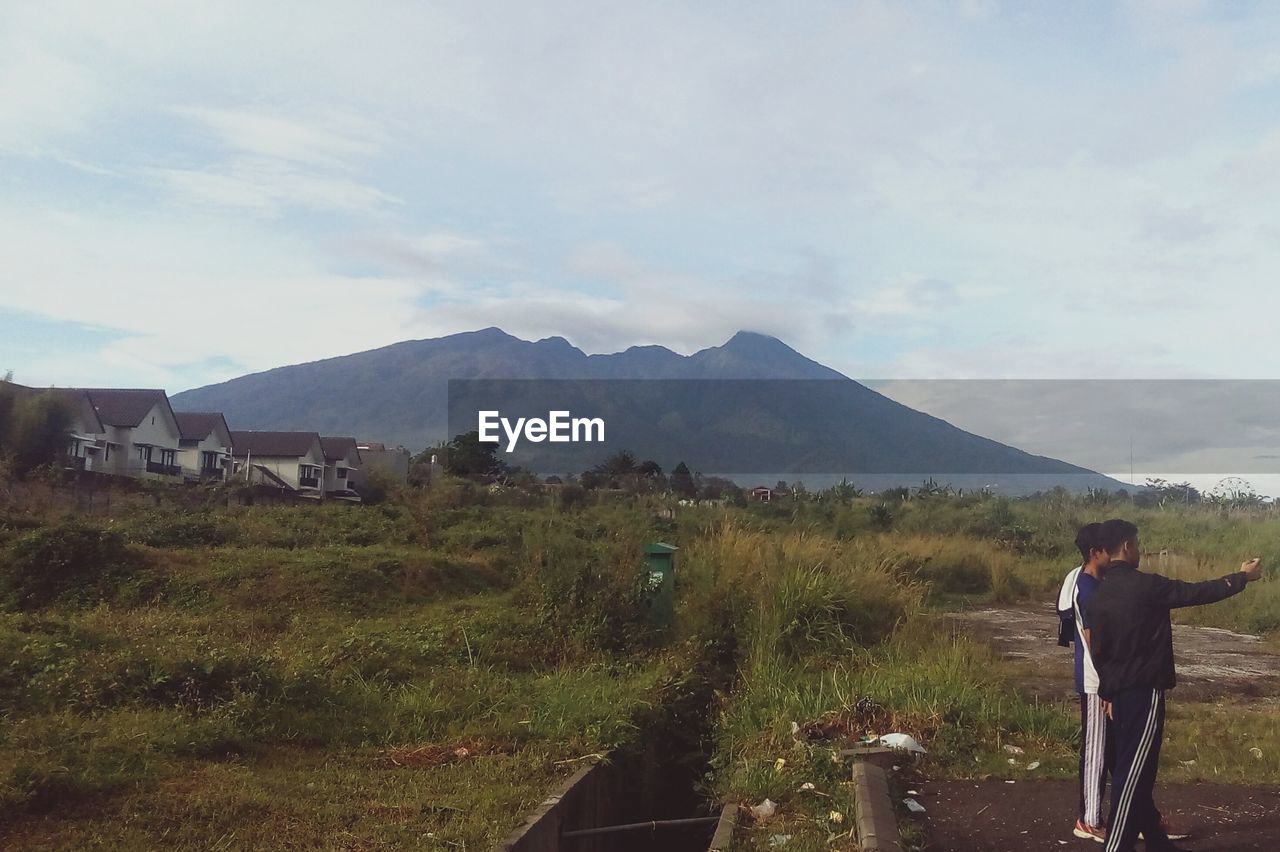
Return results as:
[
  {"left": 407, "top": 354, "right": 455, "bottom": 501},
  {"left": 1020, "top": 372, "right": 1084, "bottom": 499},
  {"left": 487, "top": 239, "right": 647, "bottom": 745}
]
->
[{"left": 946, "top": 607, "right": 1280, "bottom": 702}]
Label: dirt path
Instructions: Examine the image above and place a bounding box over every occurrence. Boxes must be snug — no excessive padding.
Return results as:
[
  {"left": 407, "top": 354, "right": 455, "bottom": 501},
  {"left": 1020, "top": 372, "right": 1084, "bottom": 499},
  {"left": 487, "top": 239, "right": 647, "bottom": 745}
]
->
[
  {"left": 914, "top": 777, "right": 1280, "bottom": 851},
  {"left": 945, "top": 607, "right": 1280, "bottom": 702}
]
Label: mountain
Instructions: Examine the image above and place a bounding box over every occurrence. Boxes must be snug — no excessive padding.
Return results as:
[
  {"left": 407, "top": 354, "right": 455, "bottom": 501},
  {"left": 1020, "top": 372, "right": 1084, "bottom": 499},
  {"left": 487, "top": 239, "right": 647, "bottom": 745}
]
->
[{"left": 171, "top": 328, "right": 1122, "bottom": 492}]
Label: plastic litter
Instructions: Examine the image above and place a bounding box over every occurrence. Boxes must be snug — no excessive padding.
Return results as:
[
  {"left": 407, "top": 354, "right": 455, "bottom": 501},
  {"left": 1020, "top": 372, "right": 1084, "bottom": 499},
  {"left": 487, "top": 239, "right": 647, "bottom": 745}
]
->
[
  {"left": 1251, "top": 747, "right": 1264, "bottom": 760},
  {"left": 903, "top": 797, "right": 926, "bottom": 813},
  {"left": 1026, "top": 761, "right": 1041, "bottom": 771},
  {"left": 879, "top": 733, "right": 927, "bottom": 754},
  {"left": 798, "top": 782, "right": 816, "bottom": 792},
  {"left": 1003, "top": 744, "right": 1024, "bottom": 755},
  {"left": 750, "top": 798, "right": 778, "bottom": 821},
  {"left": 1007, "top": 758, "right": 1019, "bottom": 766},
  {"left": 1180, "top": 759, "right": 1197, "bottom": 767},
  {"left": 774, "top": 757, "right": 787, "bottom": 772},
  {"left": 828, "top": 810, "right": 844, "bottom": 824}
]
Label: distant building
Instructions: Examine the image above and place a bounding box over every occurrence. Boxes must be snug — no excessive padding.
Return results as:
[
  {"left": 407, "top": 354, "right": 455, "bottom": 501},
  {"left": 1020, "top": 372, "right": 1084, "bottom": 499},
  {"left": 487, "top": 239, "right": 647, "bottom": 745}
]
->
[
  {"left": 75, "top": 388, "right": 184, "bottom": 480},
  {"left": 174, "top": 412, "right": 234, "bottom": 481},
  {"left": 320, "top": 436, "right": 363, "bottom": 501},
  {"left": 231, "top": 431, "right": 327, "bottom": 498},
  {"left": 353, "top": 441, "right": 411, "bottom": 486},
  {"left": 749, "top": 486, "right": 773, "bottom": 502}
]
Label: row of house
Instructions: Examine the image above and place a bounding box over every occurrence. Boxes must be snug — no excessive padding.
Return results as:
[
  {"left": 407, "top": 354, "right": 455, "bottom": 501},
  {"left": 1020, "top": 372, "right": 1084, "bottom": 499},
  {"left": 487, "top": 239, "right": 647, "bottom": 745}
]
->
[{"left": 5, "top": 383, "right": 410, "bottom": 502}]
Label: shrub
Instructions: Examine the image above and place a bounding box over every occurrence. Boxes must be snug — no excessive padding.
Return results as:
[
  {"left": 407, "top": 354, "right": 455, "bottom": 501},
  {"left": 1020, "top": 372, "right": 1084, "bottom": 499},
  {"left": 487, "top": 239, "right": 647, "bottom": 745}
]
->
[
  {"left": 1, "top": 520, "right": 151, "bottom": 610},
  {"left": 127, "top": 512, "right": 234, "bottom": 548}
]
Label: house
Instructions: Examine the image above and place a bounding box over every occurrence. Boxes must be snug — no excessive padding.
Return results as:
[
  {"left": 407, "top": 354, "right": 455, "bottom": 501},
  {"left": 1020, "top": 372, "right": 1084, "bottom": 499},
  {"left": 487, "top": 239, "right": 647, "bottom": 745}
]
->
[
  {"left": 174, "top": 412, "right": 234, "bottom": 481},
  {"left": 320, "top": 436, "right": 362, "bottom": 501},
  {"left": 77, "top": 389, "right": 184, "bottom": 480},
  {"left": 749, "top": 486, "right": 773, "bottom": 502},
  {"left": 353, "top": 441, "right": 411, "bottom": 485},
  {"left": 231, "top": 431, "right": 327, "bottom": 497}
]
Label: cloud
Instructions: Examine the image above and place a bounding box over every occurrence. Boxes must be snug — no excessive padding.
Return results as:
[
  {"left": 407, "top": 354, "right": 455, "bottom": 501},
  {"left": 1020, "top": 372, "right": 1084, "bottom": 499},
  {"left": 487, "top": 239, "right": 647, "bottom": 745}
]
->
[
  {"left": 171, "top": 106, "right": 389, "bottom": 169},
  {"left": 6, "top": 0, "right": 1280, "bottom": 390},
  {"left": 145, "top": 158, "right": 400, "bottom": 216}
]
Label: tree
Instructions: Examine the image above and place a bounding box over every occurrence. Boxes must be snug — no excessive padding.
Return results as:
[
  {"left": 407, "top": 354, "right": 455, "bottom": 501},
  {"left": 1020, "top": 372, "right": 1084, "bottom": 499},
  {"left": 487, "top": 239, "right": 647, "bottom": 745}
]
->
[
  {"left": 442, "top": 431, "right": 509, "bottom": 481},
  {"left": 637, "top": 459, "right": 663, "bottom": 479},
  {"left": 670, "top": 462, "right": 696, "bottom": 498},
  {"left": 0, "top": 385, "right": 74, "bottom": 476}
]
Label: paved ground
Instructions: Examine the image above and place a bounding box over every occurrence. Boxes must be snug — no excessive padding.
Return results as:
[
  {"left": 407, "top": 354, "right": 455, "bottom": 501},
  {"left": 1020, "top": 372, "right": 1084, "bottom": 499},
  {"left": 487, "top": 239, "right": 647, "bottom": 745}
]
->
[
  {"left": 914, "top": 777, "right": 1280, "bottom": 851},
  {"left": 945, "top": 606, "right": 1280, "bottom": 702}
]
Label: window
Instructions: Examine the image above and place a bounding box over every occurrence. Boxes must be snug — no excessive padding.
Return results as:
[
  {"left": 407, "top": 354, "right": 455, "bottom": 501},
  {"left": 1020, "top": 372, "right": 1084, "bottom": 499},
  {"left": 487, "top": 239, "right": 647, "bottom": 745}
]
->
[{"left": 337, "top": 468, "right": 347, "bottom": 479}]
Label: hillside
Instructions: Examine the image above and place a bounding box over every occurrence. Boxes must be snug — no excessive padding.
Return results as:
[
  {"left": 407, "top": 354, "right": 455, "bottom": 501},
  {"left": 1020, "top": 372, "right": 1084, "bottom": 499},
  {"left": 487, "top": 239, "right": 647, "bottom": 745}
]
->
[{"left": 172, "top": 328, "right": 1120, "bottom": 490}]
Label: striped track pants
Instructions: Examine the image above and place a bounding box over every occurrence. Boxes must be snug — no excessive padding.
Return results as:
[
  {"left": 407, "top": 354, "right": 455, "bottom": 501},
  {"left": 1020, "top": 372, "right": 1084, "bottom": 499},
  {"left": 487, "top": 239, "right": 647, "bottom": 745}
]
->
[
  {"left": 1104, "top": 687, "right": 1171, "bottom": 852},
  {"left": 1078, "top": 692, "right": 1112, "bottom": 827}
]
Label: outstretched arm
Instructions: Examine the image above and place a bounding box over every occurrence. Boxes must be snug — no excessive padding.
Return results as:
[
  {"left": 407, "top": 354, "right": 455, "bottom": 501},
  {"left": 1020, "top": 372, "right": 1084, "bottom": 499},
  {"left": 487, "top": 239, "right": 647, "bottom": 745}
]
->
[{"left": 1151, "top": 559, "right": 1261, "bottom": 609}]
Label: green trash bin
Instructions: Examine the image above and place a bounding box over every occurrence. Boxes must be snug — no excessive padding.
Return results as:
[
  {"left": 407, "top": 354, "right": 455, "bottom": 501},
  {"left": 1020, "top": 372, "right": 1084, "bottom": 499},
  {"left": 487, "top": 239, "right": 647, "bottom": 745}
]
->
[{"left": 644, "top": 542, "right": 678, "bottom": 632}]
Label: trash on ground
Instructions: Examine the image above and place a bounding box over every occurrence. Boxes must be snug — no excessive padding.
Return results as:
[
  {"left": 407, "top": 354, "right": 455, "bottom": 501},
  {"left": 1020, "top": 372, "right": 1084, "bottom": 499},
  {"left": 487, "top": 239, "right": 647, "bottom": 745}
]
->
[
  {"left": 1180, "top": 759, "right": 1197, "bottom": 767},
  {"left": 879, "top": 733, "right": 927, "bottom": 753},
  {"left": 798, "top": 782, "right": 816, "bottom": 791},
  {"left": 828, "top": 810, "right": 844, "bottom": 824},
  {"left": 1026, "top": 761, "right": 1041, "bottom": 770},
  {"left": 774, "top": 757, "right": 787, "bottom": 772},
  {"left": 903, "top": 797, "right": 926, "bottom": 813},
  {"left": 750, "top": 798, "right": 778, "bottom": 820},
  {"left": 1251, "top": 747, "right": 1264, "bottom": 760},
  {"left": 1003, "top": 744, "right": 1024, "bottom": 755}
]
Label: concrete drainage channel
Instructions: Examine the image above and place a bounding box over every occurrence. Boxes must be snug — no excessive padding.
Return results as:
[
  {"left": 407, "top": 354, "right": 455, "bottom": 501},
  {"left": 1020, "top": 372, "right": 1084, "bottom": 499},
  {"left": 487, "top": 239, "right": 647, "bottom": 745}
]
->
[
  {"left": 501, "top": 641, "right": 736, "bottom": 852},
  {"left": 500, "top": 738, "right": 904, "bottom": 852}
]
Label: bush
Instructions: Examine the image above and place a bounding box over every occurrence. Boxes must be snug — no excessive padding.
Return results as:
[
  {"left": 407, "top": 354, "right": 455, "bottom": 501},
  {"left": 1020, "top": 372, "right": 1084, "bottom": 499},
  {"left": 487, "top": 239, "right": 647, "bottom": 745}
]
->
[
  {"left": 126, "top": 512, "right": 234, "bottom": 548},
  {"left": 1, "top": 520, "right": 151, "bottom": 610}
]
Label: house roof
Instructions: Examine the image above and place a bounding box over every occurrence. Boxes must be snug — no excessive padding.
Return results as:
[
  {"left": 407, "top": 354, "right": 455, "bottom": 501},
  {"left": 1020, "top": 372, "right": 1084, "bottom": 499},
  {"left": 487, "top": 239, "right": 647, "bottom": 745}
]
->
[
  {"left": 2, "top": 382, "right": 105, "bottom": 433},
  {"left": 174, "top": 412, "right": 230, "bottom": 442},
  {"left": 357, "top": 441, "right": 387, "bottom": 452},
  {"left": 232, "top": 430, "right": 321, "bottom": 458},
  {"left": 78, "top": 389, "right": 173, "bottom": 428},
  {"left": 320, "top": 436, "right": 360, "bottom": 463}
]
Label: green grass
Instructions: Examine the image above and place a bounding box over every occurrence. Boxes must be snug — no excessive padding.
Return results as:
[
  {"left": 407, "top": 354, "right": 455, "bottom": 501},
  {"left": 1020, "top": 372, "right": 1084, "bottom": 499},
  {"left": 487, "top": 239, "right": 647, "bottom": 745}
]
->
[{"left": 3, "top": 488, "right": 1280, "bottom": 848}]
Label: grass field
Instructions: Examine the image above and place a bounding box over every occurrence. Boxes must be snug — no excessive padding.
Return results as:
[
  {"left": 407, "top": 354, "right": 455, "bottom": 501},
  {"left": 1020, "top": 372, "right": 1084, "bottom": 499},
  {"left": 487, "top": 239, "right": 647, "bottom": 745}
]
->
[{"left": 0, "top": 483, "right": 1276, "bottom": 849}]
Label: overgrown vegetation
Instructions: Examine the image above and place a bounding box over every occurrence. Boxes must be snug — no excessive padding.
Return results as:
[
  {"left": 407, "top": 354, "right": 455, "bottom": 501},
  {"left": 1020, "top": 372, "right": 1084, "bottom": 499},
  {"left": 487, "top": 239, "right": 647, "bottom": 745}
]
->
[{"left": 0, "top": 481, "right": 1277, "bottom": 848}]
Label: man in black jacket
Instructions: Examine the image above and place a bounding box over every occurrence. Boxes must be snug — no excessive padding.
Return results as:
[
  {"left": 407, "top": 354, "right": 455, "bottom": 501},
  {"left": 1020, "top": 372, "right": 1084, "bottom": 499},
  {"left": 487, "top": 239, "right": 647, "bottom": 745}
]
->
[{"left": 1086, "top": 518, "right": 1261, "bottom": 852}]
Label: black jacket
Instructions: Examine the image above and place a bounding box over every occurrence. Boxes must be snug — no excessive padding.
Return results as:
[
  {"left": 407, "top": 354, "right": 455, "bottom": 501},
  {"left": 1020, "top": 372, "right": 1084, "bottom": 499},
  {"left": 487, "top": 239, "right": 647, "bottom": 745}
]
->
[{"left": 1085, "top": 560, "right": 1247, "bottom": 700}]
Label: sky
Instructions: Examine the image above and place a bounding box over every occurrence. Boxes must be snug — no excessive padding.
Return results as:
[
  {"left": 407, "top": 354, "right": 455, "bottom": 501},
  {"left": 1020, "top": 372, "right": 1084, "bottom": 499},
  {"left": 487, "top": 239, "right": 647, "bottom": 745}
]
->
[{"left": 5, "top": 0, "right": 1280, "bottom": 405}]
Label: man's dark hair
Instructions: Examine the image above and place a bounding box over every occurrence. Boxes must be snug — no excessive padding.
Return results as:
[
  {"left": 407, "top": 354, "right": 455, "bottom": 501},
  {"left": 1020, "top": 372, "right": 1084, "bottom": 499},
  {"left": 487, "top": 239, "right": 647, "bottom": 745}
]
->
[
  {"left": 1075, "top": 522, "right": 1102, "bottom": 562},
  {"left": 1097, "top": 518, "right": 1140, "bottom": 554}
]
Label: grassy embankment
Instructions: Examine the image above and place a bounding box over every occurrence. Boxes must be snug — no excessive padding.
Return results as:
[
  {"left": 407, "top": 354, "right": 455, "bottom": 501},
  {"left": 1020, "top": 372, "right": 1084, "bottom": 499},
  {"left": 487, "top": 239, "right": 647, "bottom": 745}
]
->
[{"left": 0, "top": 493, "right": 686, "bottom": 849}]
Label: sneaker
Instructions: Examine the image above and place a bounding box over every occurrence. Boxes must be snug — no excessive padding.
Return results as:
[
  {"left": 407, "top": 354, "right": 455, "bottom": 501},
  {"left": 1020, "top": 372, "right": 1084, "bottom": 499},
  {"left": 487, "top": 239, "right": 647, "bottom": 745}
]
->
[
  {"left": 1138, "top": 816, "right": 1190, "bottom": 842},
  {"left": 1073, "top": 820, "right": 1106, "bottom": 843},
  {"left": 1158, "top": 814, "right": 1190, "bottom": 841}
]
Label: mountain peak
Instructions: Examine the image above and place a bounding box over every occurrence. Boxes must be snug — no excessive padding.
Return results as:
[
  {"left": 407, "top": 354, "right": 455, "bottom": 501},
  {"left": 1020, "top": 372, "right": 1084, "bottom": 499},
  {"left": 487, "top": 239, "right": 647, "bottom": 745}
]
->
[{"left": 720, "top": 330, "right": 791, "bottom": 352}]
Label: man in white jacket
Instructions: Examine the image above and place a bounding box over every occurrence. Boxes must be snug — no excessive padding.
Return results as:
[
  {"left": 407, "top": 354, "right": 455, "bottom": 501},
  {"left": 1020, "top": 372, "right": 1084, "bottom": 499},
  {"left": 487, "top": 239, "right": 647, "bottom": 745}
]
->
[{"left": 1058, "top": 522, "right": 1113, "bottom": 842}]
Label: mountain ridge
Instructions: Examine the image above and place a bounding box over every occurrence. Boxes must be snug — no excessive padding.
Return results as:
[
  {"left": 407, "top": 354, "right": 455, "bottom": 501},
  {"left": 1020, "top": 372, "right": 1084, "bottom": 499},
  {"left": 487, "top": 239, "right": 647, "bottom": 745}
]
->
[{"left": 171, "top": 328, "right": 1119, "bottom": 491}]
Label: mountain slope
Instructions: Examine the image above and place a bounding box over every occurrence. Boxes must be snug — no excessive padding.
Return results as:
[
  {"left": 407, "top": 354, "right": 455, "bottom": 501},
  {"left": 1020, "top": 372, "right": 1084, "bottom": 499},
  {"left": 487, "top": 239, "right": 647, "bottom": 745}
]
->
[{"left": 171, "top": 328, "right": 1118, "bottom": 490}]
